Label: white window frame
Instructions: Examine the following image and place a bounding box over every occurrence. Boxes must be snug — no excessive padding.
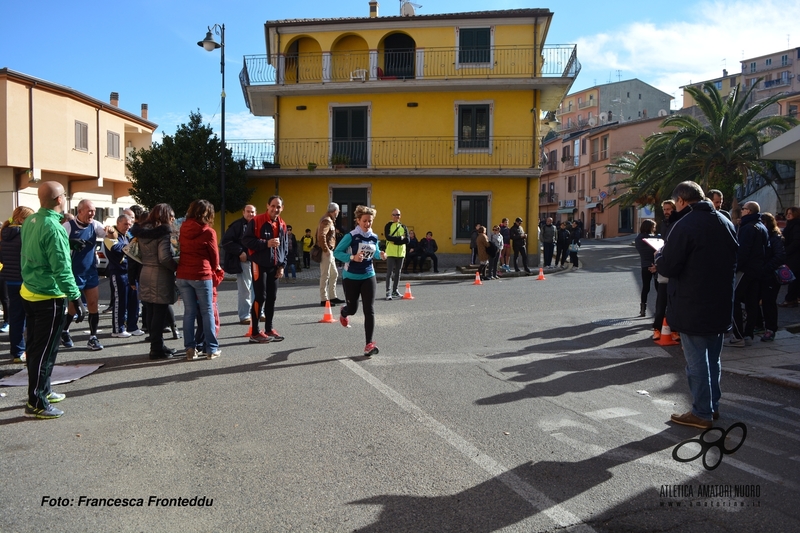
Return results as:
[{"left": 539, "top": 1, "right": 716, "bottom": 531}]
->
[
  {"left": 454, "top": 26, "right": 494, "bottom": 70},
  {"left": 454, "top": 100, "right": 493, "bottom": 155}
]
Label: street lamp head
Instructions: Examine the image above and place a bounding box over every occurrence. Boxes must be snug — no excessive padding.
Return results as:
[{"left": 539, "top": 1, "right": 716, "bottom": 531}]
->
[{"left": 198, "top": 30, "right": 221, "bottom": 51}]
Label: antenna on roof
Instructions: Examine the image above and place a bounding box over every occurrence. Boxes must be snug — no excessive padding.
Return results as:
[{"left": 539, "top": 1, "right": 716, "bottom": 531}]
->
[{"left": 400, "top": 0, "right": 422, "bottom": 16}]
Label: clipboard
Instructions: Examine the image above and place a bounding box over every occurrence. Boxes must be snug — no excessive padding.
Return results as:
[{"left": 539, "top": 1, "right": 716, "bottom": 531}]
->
[{"left": 642, "top": 237, "right": 664, "bottom": 252}]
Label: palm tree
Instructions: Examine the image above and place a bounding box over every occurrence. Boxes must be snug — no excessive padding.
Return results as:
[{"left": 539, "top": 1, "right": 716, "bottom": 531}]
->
[{"left": 608, "top": 80, "right": 797, "bottom": 210}]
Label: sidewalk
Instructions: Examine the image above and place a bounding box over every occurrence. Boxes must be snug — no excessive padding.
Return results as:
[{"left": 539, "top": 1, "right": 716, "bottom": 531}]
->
[{"left": 586, "top": 236, "right": 800, "bottom": 389}]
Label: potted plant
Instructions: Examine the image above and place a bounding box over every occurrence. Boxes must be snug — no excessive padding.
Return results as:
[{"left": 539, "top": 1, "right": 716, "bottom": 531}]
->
[
  {"left": 330, "top": 154, "right": 350, "bottom": 169},
  {"left": 307, "top": 162, "right": 317, "bottom": 171}
]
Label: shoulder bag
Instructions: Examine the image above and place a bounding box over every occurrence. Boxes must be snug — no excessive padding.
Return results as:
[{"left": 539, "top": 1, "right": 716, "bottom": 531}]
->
[{"left": 122, "top": 238, "right": 142, "bottom": 263}]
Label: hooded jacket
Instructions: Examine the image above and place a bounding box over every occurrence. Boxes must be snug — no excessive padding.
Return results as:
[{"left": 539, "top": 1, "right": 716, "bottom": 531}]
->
[
  {"left": 736, "top": 212, "right": 769, "bottom": 279},
  {"left": 0, "top": 224, "right": 24, "bottom": 282},
  {"left": 137, "top": 224, "right": 178, "bottom": 304},
  {"left": 220, "top": 216, "right": 250, "bottom": 274}
]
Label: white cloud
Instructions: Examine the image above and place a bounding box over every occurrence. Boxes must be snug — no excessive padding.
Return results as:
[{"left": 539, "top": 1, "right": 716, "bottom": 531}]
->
[{"left": 574, "top": 0, "right": 800, "bottom": 107}]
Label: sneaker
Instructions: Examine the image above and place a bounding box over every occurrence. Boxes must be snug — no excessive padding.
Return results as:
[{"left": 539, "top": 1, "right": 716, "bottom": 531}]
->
[
  {"left": 240, "top": 317, "right": 251, "bottom": 325},
  {"left": 670, "top": 411, "right": 712, "bottom": 429},
  {"left": 0, "top": 322, "right": 8, "bottom": 333},
  {"left": 61, "top": 331, "right": 74, "bottom": 348},
  {"left": 249, "top": 332, "right": 272, "bottom": 344},
  {"left": 386, "top": 291, "right": 393, "bottom": 301},
  {"left": 46, "top": 391, "right": 66, "bottom": 403},
  {"left": 761, "top": 330, "right": 775, "bottom": 342},
  {"left": 88, "top": 336, "right": 104, "bottom": 351},
  {"left": 727, "top": 337, "right": 746, "bottom": 348},
  {"left": 129, "top": 329, "right": 145, "bottom": 336},
  {"left": 364, "top": 342, "right": 379, "bottom": 357},
  {"left": 340, "top": 309, "right": 350, "bottom": 328},
  {"left": 12, "top": 353, "right": 26, "bottom": 363},
  {"left": 670, "top": 332, "right": 681, "bottom": 343},
  {"left": 207, "top": 350, "right": 221, "bottom": 360},
  {"left": 330, "top": 298, "right": 345, "bottom": 305},
  {"left": 111, "top": 330, "right": 132, "bottom": 338},
  {"left": 652, "top": 329, "right": 661, "bottom": 340},
  {"left": 266, "top": 330, "right": 284, "bottom": 342},
  {"left": 392, "top": 290, "right": 402, "bottom": 298},
  {"left": 102, "top": 306, "right": 113, "bottom": 314},
  {"left": 24, "top": 403, "right": 64, "bottom": 419},
  {"left": 186, "top": 347, "right": 202, "bottom": 361}
]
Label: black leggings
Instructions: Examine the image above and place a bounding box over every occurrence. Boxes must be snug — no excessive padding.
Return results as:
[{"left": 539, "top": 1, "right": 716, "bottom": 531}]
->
[
  {"left": 342, "top": 276, "right": 376, "bottom": 344},
  {"left": 640, "top": 268, "right": 656, "bottom": 304}
]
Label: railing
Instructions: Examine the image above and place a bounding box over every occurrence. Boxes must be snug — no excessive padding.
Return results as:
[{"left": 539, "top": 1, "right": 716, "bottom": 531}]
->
[
  {"left": 228, "top": 136, "right": 535, "bottom": 170},
  {"left": 240, "top": 44, "right": 580, "bottom": 87},
  {"left": 760, "top": 77, "right": 791, "bottom": 90},
  {"left": 578, "top": 99, "right": 596, "bottom": 109},
  {"left": 539, "top": 192, "right": 558, "bottom": 205}
]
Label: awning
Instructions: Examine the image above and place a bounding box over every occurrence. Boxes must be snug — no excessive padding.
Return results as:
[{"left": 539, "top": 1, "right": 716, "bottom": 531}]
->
[
  {"left": 585, "top": 202, "right": 599, "bottom": 209},
  {"left": 557, "top": 207, "right": 577, "bottom": 214}
]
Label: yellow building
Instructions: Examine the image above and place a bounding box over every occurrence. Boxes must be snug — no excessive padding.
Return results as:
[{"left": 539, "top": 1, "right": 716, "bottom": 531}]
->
[
  {"left": 237, "top": 4, "right": 578, "bottom": 261},
  {"left": 0, "top": 69, "right": 156, "bottom": 221}
]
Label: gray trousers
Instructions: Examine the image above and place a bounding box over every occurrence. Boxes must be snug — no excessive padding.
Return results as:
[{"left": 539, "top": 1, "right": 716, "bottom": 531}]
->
[{"left": 385, "top": 256, "right": 404, "bottom": 293}]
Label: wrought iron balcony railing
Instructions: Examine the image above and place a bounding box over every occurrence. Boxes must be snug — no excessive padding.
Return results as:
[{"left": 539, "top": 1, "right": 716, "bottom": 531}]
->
[
  {"left": 240, "top": 45, "right": 580, "bottom": 87},
  {"left": 228, "top": 136, "right": 535, "bottom": 170},
  {"left": 539, "top": 192, "right": 558, "bottom": 205}
]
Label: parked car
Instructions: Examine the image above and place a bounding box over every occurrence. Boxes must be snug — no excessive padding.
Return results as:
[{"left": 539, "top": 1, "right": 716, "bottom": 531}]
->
[{"left": 96, "top": 239, "right": 109, "bottom": 277}]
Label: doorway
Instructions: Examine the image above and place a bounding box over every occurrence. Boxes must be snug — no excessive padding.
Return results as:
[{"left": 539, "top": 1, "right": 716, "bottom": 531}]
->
[
  {"left": 332, "top": 107, "right": 368, "bottom": 168},
  {"left": 383, "top": 33, "right": 415, "bottom": 79},
  {"left": 332, "top": 187, "right": 369, "bottom": 234}
]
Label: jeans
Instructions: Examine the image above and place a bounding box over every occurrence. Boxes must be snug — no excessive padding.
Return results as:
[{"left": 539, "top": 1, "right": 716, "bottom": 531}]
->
[
  {"left": 177, "top": 279, "right": 218, "bottom": 353},
  {"left": 513, "top": 245, "right": 529, "bottom": 271},
  {"left": 7, "top": 282, "right": 26, "bottom": 358},
  {"left": 236, "top": 261, "right": 253, "bottom": 321},
  {"left": 543, "top": 242, "right": 555, "bottom": 267},
  {"left": 679, "top": 333, "right": 722, "bottom": 421},
  {"left": 110, "top": 273, "right": 139, "bottom": 333}
]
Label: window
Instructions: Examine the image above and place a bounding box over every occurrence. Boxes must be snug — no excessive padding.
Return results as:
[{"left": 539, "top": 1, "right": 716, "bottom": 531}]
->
[
  {"left": 638, "top": 93, "right": 641, "bottom": 99},
  {"left": 591, "top": 170, "right": 596, "bottom": 189},
  {"left": 547, "top": 149, "right": 557, "bottom": 170},
  {"left": 600, "top": 135, "right": 609, "bottom": 160},
  {"left": 457, "top": 104, "right": 490, "bottom": 149},
  {"left": 568, "top": 175, "right": 576, "bottom": 193},
  {"left": 750, "top": 62, "right": 756, "bottom": 73},
  {"left": 455, "top": 195, "right": 488, "bottom": 239},
  {"left": 729, "top": 77, "right": 737, "bottom": 88},
  {"left": 782, "top": 54, "right": 789, "bottom": 66},
  {"left": 562, "top": 145, "right": 571, "bottom": 162},
  {"left": 627, "top": 92, "right": 630, "bottom": 98},
  {"left": 715, "top": 80, "right": 722, "bottom": 89},
  {"left": 458, "top": 28, "right": 490, "bottom": 64},
  {"left": 581, "top": 138, "right": 587, "bottom": 155},
  {"left": 765, "top": 58, "right": 772, "bottom": 67},
  {"left": 568, "top": 101, "right": 573, "bottom": 112},
  {"left": 75, "top": 121, "right": 88, "bottom": 151},
  {"left": 332, "top": 106, "right": 368, "bottom": 167},
  {"left": 107, "top": 131, "right": 120, "bottom": 159},
  {"left": 590, "top": 138, "right": 599, "bottom": 162}
]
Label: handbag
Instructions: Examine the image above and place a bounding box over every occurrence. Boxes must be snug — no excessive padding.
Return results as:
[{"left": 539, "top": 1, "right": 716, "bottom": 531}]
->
[
  {"left": 310, "top": 244, "right": 323, "bottom": 263},
  {"left": 569, "top": 243, "right": 580, "bottom": 253},
  {"left": 486, "top": 241, "right": 498, "bottom": 258},
  {"left": 122, "top": 238, "right": 142, "bottom": 263},
  {"left": 775, "top": 264, "right": 796, "bottom": 285}
]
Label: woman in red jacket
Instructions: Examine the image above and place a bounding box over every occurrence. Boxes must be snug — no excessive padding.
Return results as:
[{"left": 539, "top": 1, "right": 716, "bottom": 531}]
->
[{"left": 177, "top": 200, "right": 222, "bottom": 360}]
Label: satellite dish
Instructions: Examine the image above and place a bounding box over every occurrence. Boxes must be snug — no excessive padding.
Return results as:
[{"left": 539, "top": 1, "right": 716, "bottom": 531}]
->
[
  {"left": 599, "top": 112, "right": 608, "bottom": 122},
  {"left": 588, "top": 117, "right": 597, "bottom": 126},
  {"left": 658, "top": 109, "right": 668, "bottom": 117},
  {"left": 401, "top": 2, "right": 416, "bottom": 16}
]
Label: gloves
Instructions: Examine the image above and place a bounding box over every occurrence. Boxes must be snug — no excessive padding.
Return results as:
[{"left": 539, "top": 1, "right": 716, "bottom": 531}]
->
[
  {"left": 69, "top": 239, "right": 91, "bottom": 252},
  {"left": 71, "top": 299, "right": 86, "bottom": 323}
]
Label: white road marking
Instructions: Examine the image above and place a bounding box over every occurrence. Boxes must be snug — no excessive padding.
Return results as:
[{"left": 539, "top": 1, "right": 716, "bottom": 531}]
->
[
  {"left": 338, "top": 357, "right": 596, "bottom": 533},
  {"left": 585, "top": 407, "right": 641, "bottom": 420}
]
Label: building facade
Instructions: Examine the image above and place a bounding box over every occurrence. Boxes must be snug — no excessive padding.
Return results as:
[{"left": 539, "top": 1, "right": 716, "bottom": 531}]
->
[
  {"left": 541, "top": 116, "right": 667, "bottom": 238},
  {"left": 0, "top": 69, "right": 155, "bottom": 222},
  {"left": 236, "top": 4, "right": 578, "bottom": 260}
]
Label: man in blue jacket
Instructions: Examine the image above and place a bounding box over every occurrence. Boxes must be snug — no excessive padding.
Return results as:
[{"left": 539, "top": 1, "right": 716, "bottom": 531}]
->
[{"left": 656, "top": 181, "right": 738, "bottom": 429}]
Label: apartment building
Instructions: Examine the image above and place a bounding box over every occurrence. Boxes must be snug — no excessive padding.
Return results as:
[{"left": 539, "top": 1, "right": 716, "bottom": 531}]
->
[
  {"left": 236, "top": 3, "right": 578, "bottom": 258},
  {"left": 540, "top": 116, "right": 667, "bottom": 238},
  {"left": 556, "top": 79, "right": 673, "bottom": 134},
  {"left": 0, "top": 69, "right": 156, "bottom": 221}
]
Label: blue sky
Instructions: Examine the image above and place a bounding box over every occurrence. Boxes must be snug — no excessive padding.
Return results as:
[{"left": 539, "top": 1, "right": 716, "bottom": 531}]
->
[{"left": 3, "top": 0, "right": 798, "bottom": 142}]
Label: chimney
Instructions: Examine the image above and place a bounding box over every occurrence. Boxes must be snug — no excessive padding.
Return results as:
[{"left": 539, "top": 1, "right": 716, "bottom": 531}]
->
[
  {"left": 141, "top": 103, "right": 148, "bottom": 120},
  {"left": 369, "top": 1, "right": 378, "bottom": 18},
  {"left": 110, "top": 92, "right": 119, "bottom": 107},
  {"left": 723, "top": 68, "right": 728, "bottom": 77}
]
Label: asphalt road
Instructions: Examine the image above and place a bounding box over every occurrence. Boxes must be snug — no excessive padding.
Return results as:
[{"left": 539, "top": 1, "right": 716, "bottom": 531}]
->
[{"left": 2, "top": 240, "right": 799, "bottom": 532}]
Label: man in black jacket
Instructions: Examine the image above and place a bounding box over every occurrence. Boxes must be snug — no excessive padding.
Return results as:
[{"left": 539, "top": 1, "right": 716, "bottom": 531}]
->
[
  {"left": 221, "top": 205, "right": 256, "bottom": 324},
  {"left": 510, "top": 217, "right": 531, "bottom": 274},
  {"left": 730, "top": 201, "right": 769, "bottom": 346},
  {"left": 656, "top": 181, "right": 738, "bottom": 429}
]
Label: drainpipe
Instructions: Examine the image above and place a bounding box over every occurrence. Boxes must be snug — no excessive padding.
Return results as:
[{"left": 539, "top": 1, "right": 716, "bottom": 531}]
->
[{"left": 96, "top": 107, "right": 101, "bottom": 182}]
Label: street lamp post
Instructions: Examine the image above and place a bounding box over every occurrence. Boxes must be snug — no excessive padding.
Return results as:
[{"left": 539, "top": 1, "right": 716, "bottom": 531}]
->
[{"left": 198, "top": 23, "right": 226, "bottom": 231}]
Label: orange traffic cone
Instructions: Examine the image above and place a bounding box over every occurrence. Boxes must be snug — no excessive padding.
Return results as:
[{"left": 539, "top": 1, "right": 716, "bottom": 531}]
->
[
  {"left": 319, "top": 300, "right": 337, "bottom": 323},
  {"left": 473, "top": 271, "right": 483, "bottom": 285},
  {"left": 401, "top": 282, "right": 414, "bottom": 300},
  {"left": 655, "top": 318, "right": 680, "bottom": 346},
  {"left": 536, "top": 267, "right": 546, "bottom": 280}
]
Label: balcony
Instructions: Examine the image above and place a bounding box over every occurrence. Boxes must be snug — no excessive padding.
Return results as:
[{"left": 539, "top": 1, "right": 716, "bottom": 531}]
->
[
  {"left": 578, "top": 99, "right": 596, "bottom": 109},
  {"left": 228, "top": 136, "right": 535, "bottom": 173},
  {"left": 240, "top": 45, "right": 580, "bottom": 115},
  {"left": 539, "top": 192, "right": 558, "bottom": 205},
  {"left": 759, "top": 77, "right": 792, "bottom": 90}
]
